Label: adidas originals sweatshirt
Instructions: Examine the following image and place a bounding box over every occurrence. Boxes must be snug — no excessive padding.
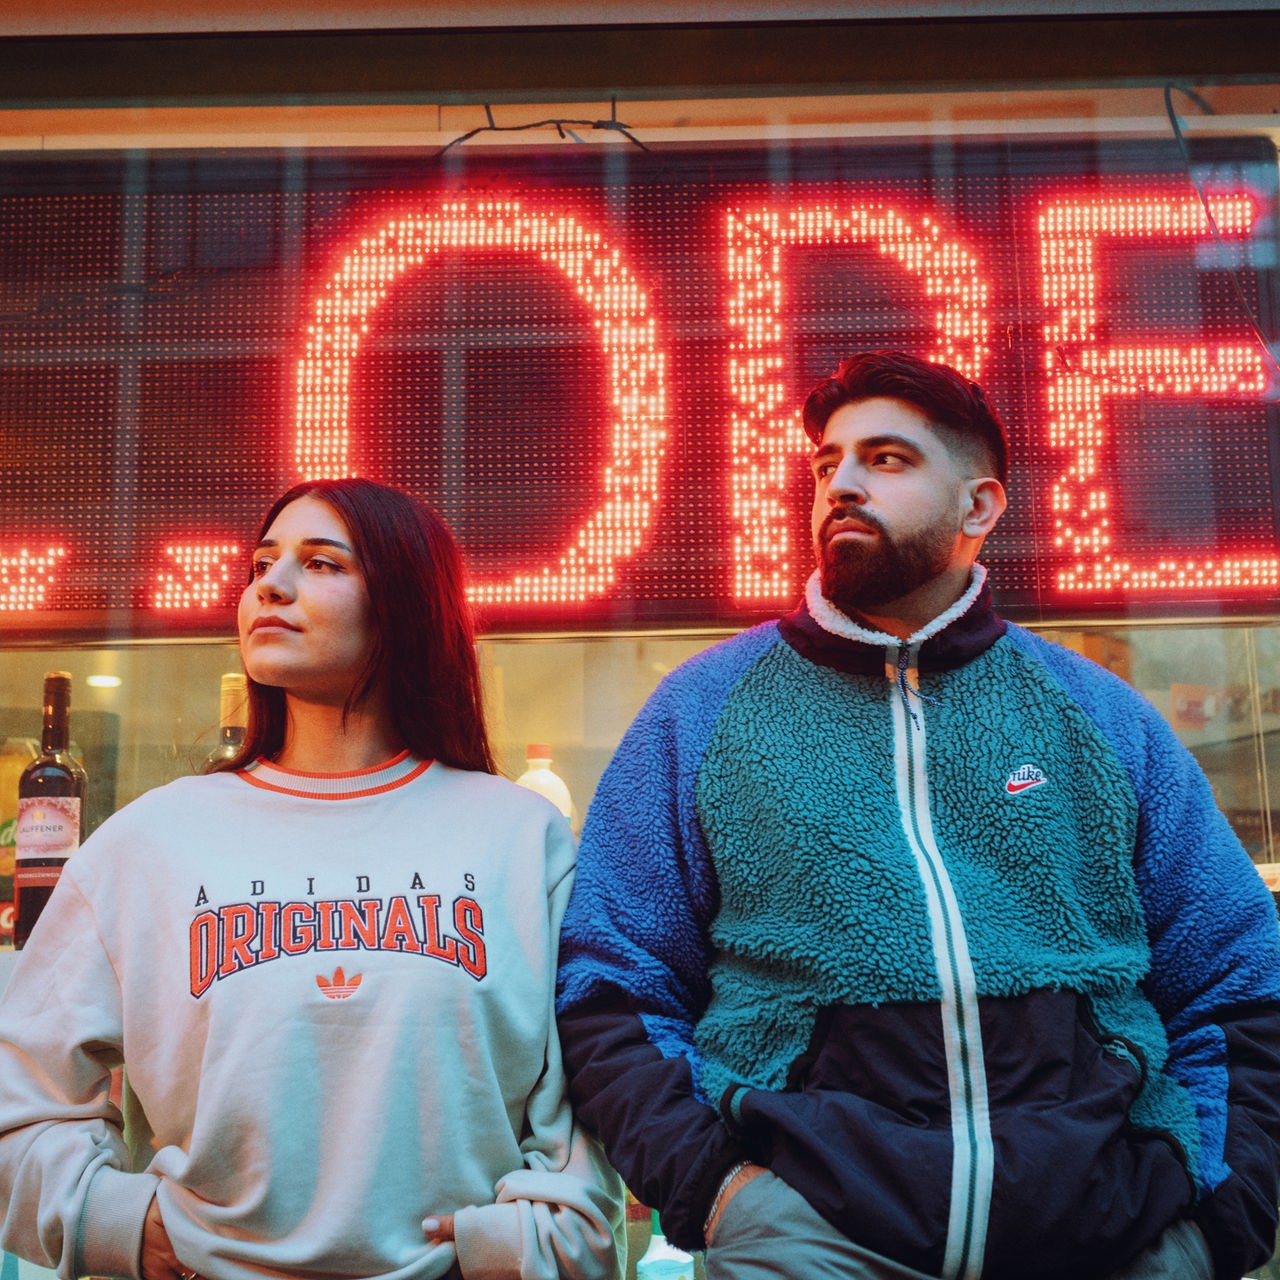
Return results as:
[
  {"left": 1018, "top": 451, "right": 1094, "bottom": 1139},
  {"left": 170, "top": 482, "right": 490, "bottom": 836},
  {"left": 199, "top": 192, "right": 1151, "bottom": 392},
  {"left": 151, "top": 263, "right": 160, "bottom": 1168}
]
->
[{"left": 0, "top": 752, "right": 624, "bottom": 1280}]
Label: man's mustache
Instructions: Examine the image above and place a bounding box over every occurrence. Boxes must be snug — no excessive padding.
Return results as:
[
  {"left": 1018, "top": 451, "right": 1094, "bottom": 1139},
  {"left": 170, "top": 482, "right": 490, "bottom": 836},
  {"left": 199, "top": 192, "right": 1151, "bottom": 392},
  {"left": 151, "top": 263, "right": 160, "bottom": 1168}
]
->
[{"left": 821, "top": 504, "right": 887, "bottom": 542}]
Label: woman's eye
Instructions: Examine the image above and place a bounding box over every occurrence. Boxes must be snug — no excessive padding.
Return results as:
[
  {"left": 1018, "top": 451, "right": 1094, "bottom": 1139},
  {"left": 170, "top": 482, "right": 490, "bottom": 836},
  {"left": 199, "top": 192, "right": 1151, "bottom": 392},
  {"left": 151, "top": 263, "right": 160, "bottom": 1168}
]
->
[
  {"left": 305, "top": 557, "right": 340, "bottom": 572},
  {"left": 250, "top": 557, "right": 274, "bottom": 577}
]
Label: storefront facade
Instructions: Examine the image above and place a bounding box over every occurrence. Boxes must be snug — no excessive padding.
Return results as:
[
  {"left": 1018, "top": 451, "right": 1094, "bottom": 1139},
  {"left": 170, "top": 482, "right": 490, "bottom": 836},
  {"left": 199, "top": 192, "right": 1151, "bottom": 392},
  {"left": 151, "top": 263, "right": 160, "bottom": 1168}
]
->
[{"left": 0, "top": 1, "right": 1277, "bottom": 875}]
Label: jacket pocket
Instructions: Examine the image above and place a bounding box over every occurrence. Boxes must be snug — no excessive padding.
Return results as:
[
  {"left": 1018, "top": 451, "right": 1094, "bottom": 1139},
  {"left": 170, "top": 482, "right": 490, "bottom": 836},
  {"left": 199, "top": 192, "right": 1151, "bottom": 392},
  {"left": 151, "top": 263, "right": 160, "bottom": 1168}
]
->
[{"left": 712, "top": 990, "right": 1195, "bottom": 1280}]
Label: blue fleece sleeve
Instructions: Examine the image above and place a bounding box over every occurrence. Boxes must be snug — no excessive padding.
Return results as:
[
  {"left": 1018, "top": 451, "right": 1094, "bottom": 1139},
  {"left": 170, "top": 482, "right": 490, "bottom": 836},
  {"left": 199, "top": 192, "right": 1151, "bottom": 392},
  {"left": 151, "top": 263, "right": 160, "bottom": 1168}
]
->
[
  {"left": 556, "top": 624, "right": 779, "bottom": 1248},
  {"left": 1005, "top": 625, "right": 1280, "bottom": 1279}
]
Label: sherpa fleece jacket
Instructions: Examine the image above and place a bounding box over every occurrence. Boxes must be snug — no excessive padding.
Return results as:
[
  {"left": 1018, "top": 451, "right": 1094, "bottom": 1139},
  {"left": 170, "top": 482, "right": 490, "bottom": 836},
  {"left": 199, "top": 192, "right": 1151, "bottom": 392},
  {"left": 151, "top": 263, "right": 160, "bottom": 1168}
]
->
[
  {"left": 0, "top": 753, "right": 624, "bottom": 1280},
  {"left": 556, "top": 568, "right": 1280, "bottom": 1280}
]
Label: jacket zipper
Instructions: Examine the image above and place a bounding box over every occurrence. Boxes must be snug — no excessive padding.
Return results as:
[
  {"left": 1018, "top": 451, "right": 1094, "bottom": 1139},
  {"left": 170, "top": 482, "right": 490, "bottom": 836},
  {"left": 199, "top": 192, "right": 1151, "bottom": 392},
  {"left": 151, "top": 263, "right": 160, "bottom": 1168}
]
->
[{"left": 888, "top": 640, "right": 993, "bottom": 1280}]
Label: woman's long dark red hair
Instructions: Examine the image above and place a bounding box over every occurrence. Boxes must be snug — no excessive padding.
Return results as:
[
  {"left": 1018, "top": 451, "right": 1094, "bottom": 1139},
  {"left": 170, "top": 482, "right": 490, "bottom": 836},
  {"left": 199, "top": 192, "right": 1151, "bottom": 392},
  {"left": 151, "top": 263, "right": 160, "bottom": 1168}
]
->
[{"left": 216, "top": 478, "right": 496, "bottom": 775}]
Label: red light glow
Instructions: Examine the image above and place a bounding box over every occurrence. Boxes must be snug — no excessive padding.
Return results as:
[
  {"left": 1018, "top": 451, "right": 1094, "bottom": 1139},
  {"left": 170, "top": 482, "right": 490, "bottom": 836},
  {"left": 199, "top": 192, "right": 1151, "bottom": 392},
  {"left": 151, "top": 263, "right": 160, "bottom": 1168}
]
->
[
  {"left": 1040, "top": 194, "right": 1273, "bottom": 594},
  {"left": 152, "top": 544, "right": 242, "bottom": 610},
  {"left": 726, "top": 205, "right": 990, "bottom": 600},
  {"left": 0, "top": 547, "right": 66, "bottom": 611},
  {"left": 295, "top": 199, "right": 668, "bottom": 604}
]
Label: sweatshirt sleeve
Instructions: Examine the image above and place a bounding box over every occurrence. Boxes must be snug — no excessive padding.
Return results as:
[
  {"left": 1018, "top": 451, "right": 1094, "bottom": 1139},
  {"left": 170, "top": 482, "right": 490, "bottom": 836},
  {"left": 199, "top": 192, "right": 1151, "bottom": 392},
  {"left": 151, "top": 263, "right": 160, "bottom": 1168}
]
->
[
  {"left": 556, "top": 638, "right": 776, "bottom": 1251},
  {"left": 451, "top": 822, "right": 626, "bottom": 1280},
  {"left": 0, "top": 870, "right": 160, "bottom": 1280}
]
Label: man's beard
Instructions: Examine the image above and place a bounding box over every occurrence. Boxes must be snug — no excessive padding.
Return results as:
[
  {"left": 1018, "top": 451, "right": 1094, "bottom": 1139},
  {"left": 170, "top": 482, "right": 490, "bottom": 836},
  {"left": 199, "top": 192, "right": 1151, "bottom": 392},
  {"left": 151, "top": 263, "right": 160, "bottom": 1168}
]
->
[{"left": 818, "top": 506, "right": 957, "bottom": 616}]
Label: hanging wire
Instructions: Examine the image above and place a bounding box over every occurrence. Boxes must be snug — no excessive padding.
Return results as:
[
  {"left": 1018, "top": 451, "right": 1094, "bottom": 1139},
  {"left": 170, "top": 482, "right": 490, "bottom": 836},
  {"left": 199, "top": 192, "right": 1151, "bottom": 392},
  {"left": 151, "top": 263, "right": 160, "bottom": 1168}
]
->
[{"left": 438, "top": 97, "right": 651, "bottom": 157}]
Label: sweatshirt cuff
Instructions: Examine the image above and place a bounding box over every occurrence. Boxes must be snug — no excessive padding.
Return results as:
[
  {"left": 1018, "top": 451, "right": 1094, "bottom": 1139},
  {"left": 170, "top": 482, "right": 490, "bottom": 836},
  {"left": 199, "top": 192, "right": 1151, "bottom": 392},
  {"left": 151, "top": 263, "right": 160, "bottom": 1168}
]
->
[
  {"left": 452, "top": 1202, "right": 523, "bottom": 1280},
  {"left": 78, "top": 1165, "right": 161, "bottom": 1280}
]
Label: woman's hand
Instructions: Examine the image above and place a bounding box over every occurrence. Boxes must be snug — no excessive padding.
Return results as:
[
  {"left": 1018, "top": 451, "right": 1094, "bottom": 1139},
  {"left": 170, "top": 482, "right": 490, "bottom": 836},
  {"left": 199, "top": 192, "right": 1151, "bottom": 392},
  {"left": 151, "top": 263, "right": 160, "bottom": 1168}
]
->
[
  {"left": 141, "top": 1196, "right": 202, "bottom": 1280},
  {"left": 423, "top": 1214, "right": 455, "bottom": 1243}
]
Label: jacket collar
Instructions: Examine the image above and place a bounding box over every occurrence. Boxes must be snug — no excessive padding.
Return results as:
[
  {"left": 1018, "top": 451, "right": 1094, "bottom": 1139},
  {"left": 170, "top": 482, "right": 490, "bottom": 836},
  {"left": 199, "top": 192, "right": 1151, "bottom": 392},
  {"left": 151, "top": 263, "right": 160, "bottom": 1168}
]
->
[{"left": 778, "top": 565, "right": 1006, "bottom": 676}]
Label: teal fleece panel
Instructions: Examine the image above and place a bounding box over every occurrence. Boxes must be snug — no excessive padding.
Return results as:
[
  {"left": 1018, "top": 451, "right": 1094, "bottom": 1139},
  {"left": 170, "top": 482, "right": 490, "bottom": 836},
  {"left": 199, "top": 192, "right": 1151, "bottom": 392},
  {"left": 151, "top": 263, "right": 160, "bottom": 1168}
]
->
[{"left": 692, "top": 633, "right": 1199, "bottom": 1163}]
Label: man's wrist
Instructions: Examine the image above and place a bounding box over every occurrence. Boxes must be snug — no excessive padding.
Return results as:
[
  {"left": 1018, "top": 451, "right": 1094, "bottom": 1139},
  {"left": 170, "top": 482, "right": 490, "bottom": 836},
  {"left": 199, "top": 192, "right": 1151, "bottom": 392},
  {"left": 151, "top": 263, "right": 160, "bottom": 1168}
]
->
[{"left": 703, "top": 1161, "right": 766, "bottom": 1244}]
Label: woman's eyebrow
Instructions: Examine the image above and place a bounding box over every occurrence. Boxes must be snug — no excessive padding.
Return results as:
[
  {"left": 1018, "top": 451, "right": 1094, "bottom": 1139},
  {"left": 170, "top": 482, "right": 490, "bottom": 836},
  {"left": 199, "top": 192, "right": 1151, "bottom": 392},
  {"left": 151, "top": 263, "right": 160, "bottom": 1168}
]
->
[{"left": 252, "top": 536, "right": 353, "bottom": 553}]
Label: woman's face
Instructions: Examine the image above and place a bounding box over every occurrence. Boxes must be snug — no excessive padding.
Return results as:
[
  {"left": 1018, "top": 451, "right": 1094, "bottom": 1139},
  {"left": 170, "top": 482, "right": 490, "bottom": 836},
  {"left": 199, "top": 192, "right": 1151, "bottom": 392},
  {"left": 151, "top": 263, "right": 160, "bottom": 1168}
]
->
[{"left": 237, "top": 495, "right": 376, "bottom": 706}]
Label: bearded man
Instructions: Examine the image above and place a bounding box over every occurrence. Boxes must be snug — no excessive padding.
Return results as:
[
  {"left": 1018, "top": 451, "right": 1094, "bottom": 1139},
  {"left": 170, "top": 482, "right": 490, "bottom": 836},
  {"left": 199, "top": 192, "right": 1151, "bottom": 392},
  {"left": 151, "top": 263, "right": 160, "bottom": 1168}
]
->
[{"left": 556, "top": 350, "right": 1280, "bottom": 1280}]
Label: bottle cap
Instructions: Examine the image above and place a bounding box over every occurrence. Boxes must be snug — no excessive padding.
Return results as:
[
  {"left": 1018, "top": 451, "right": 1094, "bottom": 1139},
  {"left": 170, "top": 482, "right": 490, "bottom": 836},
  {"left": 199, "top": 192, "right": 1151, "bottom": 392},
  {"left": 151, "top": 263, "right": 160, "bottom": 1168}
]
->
[
  {"left": 526, "top": 742, "right": 553, "bottom": 761},
  {"left": 43, "top": 672, "right": 72, "bottom": 707}
]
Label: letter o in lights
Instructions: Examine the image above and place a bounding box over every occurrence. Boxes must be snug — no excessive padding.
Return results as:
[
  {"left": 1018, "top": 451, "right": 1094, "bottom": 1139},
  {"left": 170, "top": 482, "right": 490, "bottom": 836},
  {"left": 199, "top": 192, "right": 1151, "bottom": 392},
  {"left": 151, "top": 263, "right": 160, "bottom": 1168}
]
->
[{"left": 295, "top": 200, "right": 667, "bottom": 604}]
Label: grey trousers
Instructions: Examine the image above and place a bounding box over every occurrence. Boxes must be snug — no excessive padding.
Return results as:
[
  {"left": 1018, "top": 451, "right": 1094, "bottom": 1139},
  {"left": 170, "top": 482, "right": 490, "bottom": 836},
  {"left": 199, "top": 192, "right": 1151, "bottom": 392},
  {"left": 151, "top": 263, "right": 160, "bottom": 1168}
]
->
[{"left": 703, "top": 1170, "right": 1213, "bottom": 1280}]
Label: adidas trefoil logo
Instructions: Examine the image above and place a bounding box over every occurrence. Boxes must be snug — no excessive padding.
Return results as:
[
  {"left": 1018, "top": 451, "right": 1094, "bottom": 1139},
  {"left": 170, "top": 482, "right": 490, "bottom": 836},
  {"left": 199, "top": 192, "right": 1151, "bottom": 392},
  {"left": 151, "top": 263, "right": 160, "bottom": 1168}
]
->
[
  {"left": 317, "top": 966, "right": 363, "bottom": 999},
  {"left": 1005, "top": 764, "right": 1047, "bottom": 795}
]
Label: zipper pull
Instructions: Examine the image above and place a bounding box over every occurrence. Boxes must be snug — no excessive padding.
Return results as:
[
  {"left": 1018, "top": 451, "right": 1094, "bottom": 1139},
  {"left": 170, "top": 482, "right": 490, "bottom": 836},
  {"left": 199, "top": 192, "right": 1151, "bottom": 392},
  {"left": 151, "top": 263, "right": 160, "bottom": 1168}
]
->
[{"left": 895, "top": 642, "right": 939, "bottom": 726}]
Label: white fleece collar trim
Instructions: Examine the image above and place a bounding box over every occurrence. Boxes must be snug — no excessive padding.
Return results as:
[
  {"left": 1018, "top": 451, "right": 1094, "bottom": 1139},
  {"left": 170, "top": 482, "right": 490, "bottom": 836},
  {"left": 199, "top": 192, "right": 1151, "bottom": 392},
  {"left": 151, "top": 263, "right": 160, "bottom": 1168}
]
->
[{"left": 805, "top": 564, "right": 988, "bottom": 647}]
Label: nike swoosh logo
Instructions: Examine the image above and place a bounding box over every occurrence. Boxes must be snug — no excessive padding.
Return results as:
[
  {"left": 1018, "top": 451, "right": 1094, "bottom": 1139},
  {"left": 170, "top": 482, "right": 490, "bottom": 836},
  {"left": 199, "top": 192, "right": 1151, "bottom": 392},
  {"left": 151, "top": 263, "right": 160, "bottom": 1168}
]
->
[{"left": 1006, "top": 779, "right": 1044, "bottom": 794}]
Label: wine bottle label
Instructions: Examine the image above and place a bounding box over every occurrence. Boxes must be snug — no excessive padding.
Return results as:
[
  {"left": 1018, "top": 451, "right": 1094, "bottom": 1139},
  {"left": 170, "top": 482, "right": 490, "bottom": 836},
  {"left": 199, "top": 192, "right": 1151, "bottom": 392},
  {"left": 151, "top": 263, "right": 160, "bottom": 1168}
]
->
[
  {"left": 15, "top": 862, "right": 65, "bottom": 890},
  {"left": 15, "top": 796, "right": 81, "bottom": 861}
]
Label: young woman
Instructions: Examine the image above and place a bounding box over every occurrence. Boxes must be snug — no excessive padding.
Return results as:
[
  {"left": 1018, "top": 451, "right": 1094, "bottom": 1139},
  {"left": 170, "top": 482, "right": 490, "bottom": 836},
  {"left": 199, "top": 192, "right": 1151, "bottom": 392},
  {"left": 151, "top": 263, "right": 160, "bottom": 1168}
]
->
[{"left": 0, "top": 479, "right": 624, "bottom": 1280}]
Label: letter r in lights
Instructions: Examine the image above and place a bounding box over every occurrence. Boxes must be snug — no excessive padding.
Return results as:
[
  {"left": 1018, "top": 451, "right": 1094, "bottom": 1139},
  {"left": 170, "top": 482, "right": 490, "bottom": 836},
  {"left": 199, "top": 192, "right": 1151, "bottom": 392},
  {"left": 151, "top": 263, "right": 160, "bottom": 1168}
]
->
[
  {"left": 0, "top": 546, "right": 67, "bottom": 611},
  {"left": 152, "top": 544, "right": 241, "bottom": 610},
  {"left": 725, "top": 205, "right": 990, "bottom": 601},
  {"left": 1040, "top": 192, "right": 1274, "bottom": 595},
  {"left": 294, "top": 200, "right": 668, "bottom": 605}
]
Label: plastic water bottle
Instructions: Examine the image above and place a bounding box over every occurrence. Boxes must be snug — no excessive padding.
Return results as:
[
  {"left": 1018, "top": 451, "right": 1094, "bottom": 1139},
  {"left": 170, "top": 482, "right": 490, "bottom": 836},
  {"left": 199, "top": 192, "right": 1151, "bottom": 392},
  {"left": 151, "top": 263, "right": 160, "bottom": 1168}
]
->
[
  {"left": 636, "top": 1209, "right": 696, "bottom": 1280},
  {"left": 515, "top": 743, "right": 575, "bottom": 827}
]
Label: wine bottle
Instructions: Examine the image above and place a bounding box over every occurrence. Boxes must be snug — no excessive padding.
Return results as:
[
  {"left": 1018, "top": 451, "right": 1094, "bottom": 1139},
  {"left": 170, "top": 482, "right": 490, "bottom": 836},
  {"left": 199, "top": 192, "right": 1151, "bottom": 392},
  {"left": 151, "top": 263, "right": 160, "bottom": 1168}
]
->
[
  {"left": 14, "top": 672, "right": 87, "bottom": 949},
  {"left": 203, "top": 672, "right": 248, "bottom": 770},
  {"left": 0, "top": 736, "right": 38, "bottom": 948}
]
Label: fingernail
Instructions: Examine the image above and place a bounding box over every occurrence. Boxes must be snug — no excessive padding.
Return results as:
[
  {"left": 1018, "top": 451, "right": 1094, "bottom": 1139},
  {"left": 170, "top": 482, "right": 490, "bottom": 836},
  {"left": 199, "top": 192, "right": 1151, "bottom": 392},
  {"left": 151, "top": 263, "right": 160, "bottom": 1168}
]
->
[{"left": 424, "top": 1218, "right": 440, "bottom": 1233}]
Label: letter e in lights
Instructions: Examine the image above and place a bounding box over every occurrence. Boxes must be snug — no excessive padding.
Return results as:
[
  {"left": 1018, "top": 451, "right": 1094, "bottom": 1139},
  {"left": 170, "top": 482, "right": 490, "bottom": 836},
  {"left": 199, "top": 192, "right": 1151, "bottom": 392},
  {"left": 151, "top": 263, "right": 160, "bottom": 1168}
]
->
[
  {"left": 725, "top": 205, "right": 990, "bottom": 601},
  {"left": 294, "top": 200, "right": 668, "bottom": 605},
  {"left": 1040, "top": 193, "right": 1275, "bottom": 595}
]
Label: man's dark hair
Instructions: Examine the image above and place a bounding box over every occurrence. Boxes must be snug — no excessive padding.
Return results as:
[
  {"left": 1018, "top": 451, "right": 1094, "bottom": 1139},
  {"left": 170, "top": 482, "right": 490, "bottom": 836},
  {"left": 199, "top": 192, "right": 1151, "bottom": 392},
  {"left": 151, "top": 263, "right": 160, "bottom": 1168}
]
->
[{"left": 801, "top": 350, "right": 1010, "bottom": 486}]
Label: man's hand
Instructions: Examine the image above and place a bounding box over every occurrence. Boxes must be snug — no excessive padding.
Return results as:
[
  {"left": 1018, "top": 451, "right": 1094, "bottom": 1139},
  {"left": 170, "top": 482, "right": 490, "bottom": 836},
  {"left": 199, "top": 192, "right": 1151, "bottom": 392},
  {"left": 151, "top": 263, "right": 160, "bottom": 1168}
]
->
[
  {"left": 705, "top": 1162, "right": 768, "bottom": 1246},
  {"left": 140, "top": 1197, "right": 201, "bottom": 1280}
]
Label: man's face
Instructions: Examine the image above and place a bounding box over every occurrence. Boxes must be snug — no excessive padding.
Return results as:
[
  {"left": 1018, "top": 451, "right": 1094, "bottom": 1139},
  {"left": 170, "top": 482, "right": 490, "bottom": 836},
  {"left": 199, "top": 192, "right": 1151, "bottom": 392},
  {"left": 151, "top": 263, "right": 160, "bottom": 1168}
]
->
[{"left": 810, "top": 396, "right": 975, "bottom": 617}]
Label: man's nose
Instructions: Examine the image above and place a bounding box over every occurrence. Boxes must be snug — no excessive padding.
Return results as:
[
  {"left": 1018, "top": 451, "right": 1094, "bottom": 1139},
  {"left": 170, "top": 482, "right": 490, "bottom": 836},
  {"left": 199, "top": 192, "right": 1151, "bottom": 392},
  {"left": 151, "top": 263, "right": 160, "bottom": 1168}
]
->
[{"left": 828, "top": 460, "right": 866, "bottom": 504}]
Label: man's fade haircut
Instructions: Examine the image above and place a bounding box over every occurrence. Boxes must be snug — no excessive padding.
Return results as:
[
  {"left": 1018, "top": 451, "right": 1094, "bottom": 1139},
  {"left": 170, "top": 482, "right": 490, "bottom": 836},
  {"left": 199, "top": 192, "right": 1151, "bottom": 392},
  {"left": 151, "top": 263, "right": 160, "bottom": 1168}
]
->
[{"left": 801, "top": 350, "right": 1010, "bottom": 486}]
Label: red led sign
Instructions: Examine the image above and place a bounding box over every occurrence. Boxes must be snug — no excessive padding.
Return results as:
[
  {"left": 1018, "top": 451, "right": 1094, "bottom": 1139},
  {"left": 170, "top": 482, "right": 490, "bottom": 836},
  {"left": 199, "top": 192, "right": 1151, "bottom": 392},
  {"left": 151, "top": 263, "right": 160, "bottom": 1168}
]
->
[
  {"left": 296, "top": 201, "right": 667, "bottom": 606},
  {"left": 0, "top": 140, "right": 1275, "bottom": 637}
]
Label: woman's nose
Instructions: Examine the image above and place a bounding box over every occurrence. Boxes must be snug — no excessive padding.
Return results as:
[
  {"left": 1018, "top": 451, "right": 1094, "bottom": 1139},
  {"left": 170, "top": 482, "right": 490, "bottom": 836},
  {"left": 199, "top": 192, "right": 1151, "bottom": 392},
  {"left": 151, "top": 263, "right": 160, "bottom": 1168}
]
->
[{"left": 256, "top": 564, "right": 294, "bottom": 601}]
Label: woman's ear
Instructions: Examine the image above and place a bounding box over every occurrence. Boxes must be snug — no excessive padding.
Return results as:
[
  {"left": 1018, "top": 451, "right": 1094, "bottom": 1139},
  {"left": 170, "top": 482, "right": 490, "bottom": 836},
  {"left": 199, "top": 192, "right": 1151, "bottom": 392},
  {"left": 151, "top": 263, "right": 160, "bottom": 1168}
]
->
[{"left": 962, "top": 477, "right": 1007, "bottom": 539}]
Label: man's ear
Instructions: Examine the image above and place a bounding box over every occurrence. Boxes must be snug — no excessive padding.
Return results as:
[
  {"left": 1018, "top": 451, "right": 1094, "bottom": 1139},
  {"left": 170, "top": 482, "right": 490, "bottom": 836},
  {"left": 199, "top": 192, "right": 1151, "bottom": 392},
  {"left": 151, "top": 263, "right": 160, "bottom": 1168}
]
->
[{"left": 961, "top": 477, "right": 1007, "bottom": 538}]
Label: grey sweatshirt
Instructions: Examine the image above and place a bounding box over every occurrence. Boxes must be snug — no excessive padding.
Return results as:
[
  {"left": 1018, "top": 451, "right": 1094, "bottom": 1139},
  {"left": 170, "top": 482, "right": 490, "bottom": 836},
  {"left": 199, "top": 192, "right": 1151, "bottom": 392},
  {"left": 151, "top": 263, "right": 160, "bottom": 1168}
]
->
[{"left": 0, "top": 753, "right": 623, "bottom": 1280}]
